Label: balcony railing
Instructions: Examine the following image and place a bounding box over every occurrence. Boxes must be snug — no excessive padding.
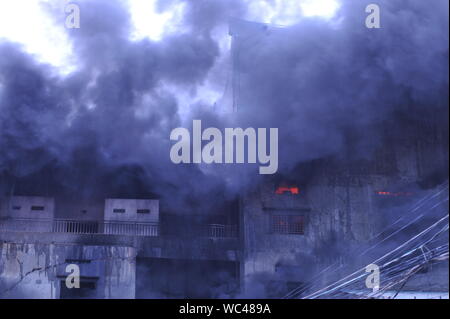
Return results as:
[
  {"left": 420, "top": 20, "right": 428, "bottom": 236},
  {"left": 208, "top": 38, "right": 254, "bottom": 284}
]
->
[
  {"left": 0, "top": 218, "right": 238, "bottom": 239},
  {"left": 204, "top": 224, "right": 238, "bottom": 239},
  {"left": 0, "top": 218, "right": 158, "bottom": 237}
]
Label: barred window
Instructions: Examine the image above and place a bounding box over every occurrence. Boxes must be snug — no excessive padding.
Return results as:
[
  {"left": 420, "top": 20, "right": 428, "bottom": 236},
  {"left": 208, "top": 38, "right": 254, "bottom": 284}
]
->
[{"left": 271, "top": 215, "right": 304, "bottom": 235}]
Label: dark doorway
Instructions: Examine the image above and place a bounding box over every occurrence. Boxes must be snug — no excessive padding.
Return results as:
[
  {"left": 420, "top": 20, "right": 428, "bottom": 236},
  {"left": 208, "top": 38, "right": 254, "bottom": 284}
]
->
[{"left": 60, "top": 279, "right": 97, "bottom": 299}]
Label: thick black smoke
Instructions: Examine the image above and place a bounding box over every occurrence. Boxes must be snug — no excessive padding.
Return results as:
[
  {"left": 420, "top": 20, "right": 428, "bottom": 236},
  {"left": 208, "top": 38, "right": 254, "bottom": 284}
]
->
[
  {"left": 0, "top": 0, "right": 229, "bottom": 214},
  {"left": 0, "top": 0, "right": 448, "bottom": 215},
  {"left": 228, "top": 0, "right": 448, "bottom": 172}
]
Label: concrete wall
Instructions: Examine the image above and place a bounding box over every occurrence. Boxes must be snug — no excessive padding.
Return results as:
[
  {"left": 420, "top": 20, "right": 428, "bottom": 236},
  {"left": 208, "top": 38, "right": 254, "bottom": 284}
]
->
[
  {"left": 104, "top": 199, "right": 159, "bottom": 223},
  {"left": 56, "top": 200, "right": 105, "bottom": 221},
  {"left": 0, "top": 242, "right": 136, "bottom": 299},
  {"left": 241, "top": 181, "right": 313, "bottom": 294},
  {"left": 0, "top": 196, "right": 54, "bottom": 220},
  {"left": 240, "top": 174, "right": 406, "bottom": 295}
]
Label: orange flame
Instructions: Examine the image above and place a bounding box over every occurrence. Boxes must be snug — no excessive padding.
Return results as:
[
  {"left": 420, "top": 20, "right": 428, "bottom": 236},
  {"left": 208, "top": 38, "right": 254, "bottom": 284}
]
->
[
  {"left": 275, "top": 187, "right": 299, "bottom": 195},
  {"left": 376, "top": 191, "right": 413, "bottom": 196}
]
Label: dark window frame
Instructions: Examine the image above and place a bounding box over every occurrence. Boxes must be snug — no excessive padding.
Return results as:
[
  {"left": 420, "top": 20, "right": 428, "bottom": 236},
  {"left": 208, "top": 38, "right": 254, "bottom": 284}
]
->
[
  {"left": 271, "top": 214, "right": 304, "bottom": 235},
  {"left": 31, "top": 206, "right": 45, "bottom": 211}
]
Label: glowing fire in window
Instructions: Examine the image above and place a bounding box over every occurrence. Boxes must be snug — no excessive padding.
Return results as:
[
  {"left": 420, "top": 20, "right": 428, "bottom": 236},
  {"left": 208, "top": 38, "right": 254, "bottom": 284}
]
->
[
  {"left": 275, "top": 186, "right": 299, "bottom": 195},
  {"left": 376, "top": 191, "right": 413, "bottom": 197}
]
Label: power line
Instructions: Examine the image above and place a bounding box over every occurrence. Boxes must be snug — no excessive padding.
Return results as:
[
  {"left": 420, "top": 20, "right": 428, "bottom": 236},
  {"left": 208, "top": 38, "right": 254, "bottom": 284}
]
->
[{"left": 283, "top": 182, "right": 449, "bottom": 299}]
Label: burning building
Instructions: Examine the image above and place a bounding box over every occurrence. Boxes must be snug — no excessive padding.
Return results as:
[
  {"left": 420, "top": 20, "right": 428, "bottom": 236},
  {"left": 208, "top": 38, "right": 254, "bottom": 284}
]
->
[{"left": 0, "top": 0, "right": 448, "bottom": 299}]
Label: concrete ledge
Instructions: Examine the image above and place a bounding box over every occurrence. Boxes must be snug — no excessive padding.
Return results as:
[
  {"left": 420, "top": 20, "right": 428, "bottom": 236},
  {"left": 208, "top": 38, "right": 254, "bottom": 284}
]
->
[{"left": 0, "top": 231, "right": 136, "bottom": 247}]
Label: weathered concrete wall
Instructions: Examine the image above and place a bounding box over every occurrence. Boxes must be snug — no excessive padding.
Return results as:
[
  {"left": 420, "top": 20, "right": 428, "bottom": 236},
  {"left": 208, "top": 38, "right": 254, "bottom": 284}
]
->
[
  {"left": 104, "top": 199, "right": 159, "bottom": 223},
  {"left": 0, "top": 242, "right": 136, "bottom": 299},
  {"left": 135, "top": 235, "right": 240, "bottom": 261},
  {"left": 57, "top": 200, "right": 105, "bottom": 221},
  {"left": 0, "top": 230, "right": 240, "bottom": 299},
  {"left": 241, "top": 182, "right": 312, "bottom": 286},
  {"left": 240, "top": 173, "right": 416, "bottom": 294},
  {"left": 0, "top": 196, "right": 54, "bottom": 220}
]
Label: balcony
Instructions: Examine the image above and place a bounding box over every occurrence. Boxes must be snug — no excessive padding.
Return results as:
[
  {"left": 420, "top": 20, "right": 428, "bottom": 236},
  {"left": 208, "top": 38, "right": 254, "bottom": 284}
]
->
[
  {"left": 204, "top": 224, "right": 238, "bottom": 239},
  {"left": 0, "top": 218, "right": 239, "bottom": 239},
  {"left": 0, "top": 218, "right": 159, "bottom": 237}
]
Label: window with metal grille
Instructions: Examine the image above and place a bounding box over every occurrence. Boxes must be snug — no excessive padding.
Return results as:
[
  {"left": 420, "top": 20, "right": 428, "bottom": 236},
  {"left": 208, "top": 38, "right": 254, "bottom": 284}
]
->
[{"left": 271, "top": 215, "right": 304, "bottom": 235}]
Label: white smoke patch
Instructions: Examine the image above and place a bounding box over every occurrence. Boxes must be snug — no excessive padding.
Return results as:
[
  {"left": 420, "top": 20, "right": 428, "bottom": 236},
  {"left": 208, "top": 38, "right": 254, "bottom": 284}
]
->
[
  {"left": 0, "top": 0, "right": 76, "bottom": 75},
  {"left": 128, "top": 0, "right": 186, "bottom": 41}
]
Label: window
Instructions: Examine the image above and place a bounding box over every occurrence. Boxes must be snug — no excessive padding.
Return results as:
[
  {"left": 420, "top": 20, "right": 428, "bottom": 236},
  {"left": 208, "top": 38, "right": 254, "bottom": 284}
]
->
[
  {"left": 12, "top": 206, "right": 21, "bottom": 210},
  {"left": 271, "top": 215, "right": 304, "bottom": 235},
  {"left": 375, "top": 191, "right": 413, "bottom": 197},
  {"left": 137, "top": 209, "right": 150, "bottom": 214},
  {"left": 31, "top": 206, "right": 45, "bottom": 211},
  {"left": 65, "top": 259, "right": 91, "bottom": 264},
  {"left": 113, "top": 208, "right": 125, "bottom": 213},
  {"left": 275, "top": 186, "right": 299, "bottom": 195}
]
